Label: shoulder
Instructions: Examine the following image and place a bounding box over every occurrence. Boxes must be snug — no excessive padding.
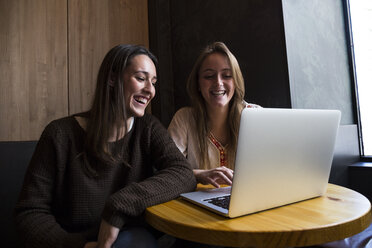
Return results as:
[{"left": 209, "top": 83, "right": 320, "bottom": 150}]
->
[
  {"left": 243, "top": 101, "right": 262, "bottom": 109},
  {"left": 137, "top": 113, "right": 162, "bottom": 126},
  {"left": 41, "top": 115, "right": 83, "bottom": 143},
  {"left": 133, "top": 114, "right": 175, "bottom": 148},
  {"left": 168, "top": 107, "right": 195, "bottom": 131},
  {"left": 32, "top": 116, "right": 84, "bottom": 161},
  {"left": 168, "top": 107, "right": 197, "bottom": 145},
  {"left": 171, "top": 107, "right": 195, "bottom": 123},
  {"left": 174, "top": 107, "right": 194, "bottom": 117},
  {"left": 134, "top": 114, "right": 167, "bottom": 134},
  {"left": 44, "top": 116, "right": 78, "bottom": 133}
]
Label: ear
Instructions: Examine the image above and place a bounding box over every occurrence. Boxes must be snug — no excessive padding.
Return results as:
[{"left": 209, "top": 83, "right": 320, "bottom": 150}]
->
[
  {"left": 108, "top": 79, "right": 115, "bottom": 87},
  {"left": 108, "top": 73, "right": 117, "bottom": 87}
]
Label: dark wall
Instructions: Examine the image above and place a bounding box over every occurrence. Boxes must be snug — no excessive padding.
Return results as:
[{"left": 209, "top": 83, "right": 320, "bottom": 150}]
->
[
  {"left": 148, "top": 0, "right": 361, "bottom": 187},
  {"left": 0, "top": 141, "right": 37, "bottom": 248},
  {"left": 330, "top": 125, "right": 360, "bottom": 186},
  {"left": 149, "top": 0, "right": 291, "bottom": 127}
]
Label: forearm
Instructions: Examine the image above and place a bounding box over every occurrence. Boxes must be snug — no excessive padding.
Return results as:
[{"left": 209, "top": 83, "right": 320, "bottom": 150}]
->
[
  {"left": 102, "top": 161, "right": 196, "bottom": 228},
  {"left": 14, "top": 210, "right": 87, "bottom": 248},
  {"left": 101, "top": 116, "right": 197, "bottom": 228}
]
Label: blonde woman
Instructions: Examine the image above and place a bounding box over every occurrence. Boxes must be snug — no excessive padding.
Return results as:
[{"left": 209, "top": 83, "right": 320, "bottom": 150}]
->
[{"left": 168, "top": 42, "right": 260, "bottom": 188}]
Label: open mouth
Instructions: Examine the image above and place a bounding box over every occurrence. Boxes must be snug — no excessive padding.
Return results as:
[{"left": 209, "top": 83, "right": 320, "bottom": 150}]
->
[
  {"left": 134, "top": 96, "right": 149, "bottom": 105},
  {"left": 211, "top": 90, "right": 226, "bottom": 96}
]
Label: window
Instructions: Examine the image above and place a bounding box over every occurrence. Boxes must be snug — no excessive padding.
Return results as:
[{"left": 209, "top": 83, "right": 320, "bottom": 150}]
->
[{"left": 348, "top": 0, "right": 372, "bottom": 157}]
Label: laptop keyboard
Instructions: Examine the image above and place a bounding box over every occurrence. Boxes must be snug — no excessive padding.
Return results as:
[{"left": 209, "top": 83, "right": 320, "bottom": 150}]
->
[{"left": 204, "top": 195, "right": 231, "bottom": 210}]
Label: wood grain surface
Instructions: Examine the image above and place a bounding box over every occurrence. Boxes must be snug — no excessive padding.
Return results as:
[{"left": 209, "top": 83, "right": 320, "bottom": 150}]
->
[
  {"left": 0, "top": 0, "right": 148, "bottom": 141},
  {"left": 0, "top": 0, "right": 68, "bottom": 141},
  {"left": 146, "top": 184, "right": 371, "bottom": 248},
  {"left": 68, "top": 0, "right": 149, "bottom": 115}
]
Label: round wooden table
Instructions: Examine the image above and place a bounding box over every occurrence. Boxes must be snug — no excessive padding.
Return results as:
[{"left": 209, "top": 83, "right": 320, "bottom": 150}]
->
[{"left": 146, "top": 184, "right": 371, "bottom": 248}]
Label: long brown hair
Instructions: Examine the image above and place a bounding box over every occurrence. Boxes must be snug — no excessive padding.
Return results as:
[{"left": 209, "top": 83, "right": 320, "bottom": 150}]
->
[
  {"left": 84, "top": 44, "right": 158, "bottom": 168},
  {"left": 186, "top": 42, "right": 245, "bottom": 169}
]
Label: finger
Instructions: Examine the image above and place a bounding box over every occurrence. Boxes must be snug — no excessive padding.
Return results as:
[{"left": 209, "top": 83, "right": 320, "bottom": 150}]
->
[
  {"left": 97, "top": 239, "right": 113, "bottom": 248},
  {"left": 213, "top": 171, "right": 233, "bottom": 185},
  {"left": 216, "top": 167, "right": 234, "bottom": 181},
  {"left": 223, "top": 169, "right": 234, "bottom": 181},
  {"left": 211, "top": 168, "right": 233, "bottom": 181},
  {"left": 215, "top": 166, "right": 234, "bottom": 174},
  {"left": 97, "top": 243, "right": 110, "bottom": 248},
  {"left": 206, "top": 177, "right": 221, "bottom": 188},
  {"left": 219, "top": 166, "right": 234, "bottom": 173}
]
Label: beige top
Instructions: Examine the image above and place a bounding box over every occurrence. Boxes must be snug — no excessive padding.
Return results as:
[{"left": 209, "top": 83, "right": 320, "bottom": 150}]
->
[
  {"left": 168, "top": 103, "right": 260, "bottom": 170},
  {"left": 168, "top": 107, "right": 223, "bottom": 170}
]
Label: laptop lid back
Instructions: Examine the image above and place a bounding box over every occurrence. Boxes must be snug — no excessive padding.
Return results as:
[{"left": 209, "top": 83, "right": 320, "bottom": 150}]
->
[{"left": 228, "top": 108, "right": 341, "bottom": 218}]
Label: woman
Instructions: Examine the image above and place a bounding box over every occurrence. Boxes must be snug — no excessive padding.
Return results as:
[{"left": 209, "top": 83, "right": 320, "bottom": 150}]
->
[
  {"left": 14, "top": 44, "right": 196, "bottom": 248},
  {"left": 168, "top": 41, "right": 260, "bottom": 188}
]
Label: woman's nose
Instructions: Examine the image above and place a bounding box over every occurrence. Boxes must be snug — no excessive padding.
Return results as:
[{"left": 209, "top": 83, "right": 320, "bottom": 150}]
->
[
  {"left": 144, "top": 80, "right": 155, "bottom": 93},
  {"left": 144, "top": 80, "right": 152, "bottom": 89},
  {"left": 216, "top": 75, "right": 224, "bottom": 86}
]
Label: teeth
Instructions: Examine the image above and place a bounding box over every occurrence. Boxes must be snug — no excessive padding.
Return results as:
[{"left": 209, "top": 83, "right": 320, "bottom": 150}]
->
[
  {"left": 211, "top": 90, "right": 226, "bottom": 96},
  {"left": 134, "top": 96, "right": 148, "bottom": 104}
]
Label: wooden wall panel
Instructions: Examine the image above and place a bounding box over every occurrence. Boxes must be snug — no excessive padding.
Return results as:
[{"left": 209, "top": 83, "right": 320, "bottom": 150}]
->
[
  {"left": 0, "top": 0, "right": 149, "bottom": 141},
  {"left": 0, "top": 0, "right": 68, "bottom": 141},
  {"left": 68, "top": 0, "right": 149, "bottom": 115}
]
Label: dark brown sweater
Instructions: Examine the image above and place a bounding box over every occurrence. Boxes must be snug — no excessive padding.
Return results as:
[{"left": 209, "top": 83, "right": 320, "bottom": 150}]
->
[{"left": 14, "top": 114, "right": 196, "bottom": 248}]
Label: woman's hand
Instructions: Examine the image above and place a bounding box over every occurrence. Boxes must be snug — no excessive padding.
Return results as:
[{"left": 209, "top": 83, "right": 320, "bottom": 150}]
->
[
  {"left": 193, "top": 166, "right": 234, "bottom": 188},
  {"left": 96, "top": 219, "right": 120, "bottom": 248},
  {"left": 84, "top": 242, "right": 98, "bottom": 248}
]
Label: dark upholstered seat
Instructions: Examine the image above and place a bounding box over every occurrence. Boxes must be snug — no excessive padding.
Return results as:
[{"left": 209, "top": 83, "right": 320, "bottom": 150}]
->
[{"left": 0, "top": 141, "right": 37, "bottom": 248}]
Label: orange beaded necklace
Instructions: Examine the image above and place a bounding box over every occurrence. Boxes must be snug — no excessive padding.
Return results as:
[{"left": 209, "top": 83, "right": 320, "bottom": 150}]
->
[{"left": 208, "top": 133, "right": 228, "bottom": 167}]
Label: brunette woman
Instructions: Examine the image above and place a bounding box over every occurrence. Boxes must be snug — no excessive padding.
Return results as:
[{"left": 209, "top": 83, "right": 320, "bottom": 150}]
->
[{"left": 14, "top": 44, "right": 196, "bottom": 248}]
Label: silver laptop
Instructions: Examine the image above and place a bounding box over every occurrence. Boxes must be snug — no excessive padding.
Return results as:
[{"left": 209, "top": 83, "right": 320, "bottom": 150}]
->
[{"left": 180, "top": 108, "right": 341, "bottom": 218}]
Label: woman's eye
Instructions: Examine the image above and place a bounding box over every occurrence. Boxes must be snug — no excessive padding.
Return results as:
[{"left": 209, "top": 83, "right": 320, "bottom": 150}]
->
[
  {"left": 136, "top": 76, "right": 145, "bottom": 82},
  {"left": 152, "top": 81, "right": 157, "bottom": 86},
  {"left": 223, "top": 75, "right": 232, "bottom": 79},
  {"left": 203, "top": 75, "right": 214, "bottom": 79}
]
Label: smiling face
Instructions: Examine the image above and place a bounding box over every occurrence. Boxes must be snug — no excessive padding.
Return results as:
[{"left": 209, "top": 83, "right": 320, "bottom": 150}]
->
[
  {"left": 123, "top": 54, "right": 157, "bottom": 118},
  {"left": 198, "top": 52, "right": 235, "bottom": 112}
]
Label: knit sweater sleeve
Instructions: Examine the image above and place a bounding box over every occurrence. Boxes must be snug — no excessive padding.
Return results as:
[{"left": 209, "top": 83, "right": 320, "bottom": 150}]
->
[
  {"left": 14, "top": 121, "right": 87, "bottom": 248},
  {"left": 101, "top": 115, "right": 197, "bottom": 228}
]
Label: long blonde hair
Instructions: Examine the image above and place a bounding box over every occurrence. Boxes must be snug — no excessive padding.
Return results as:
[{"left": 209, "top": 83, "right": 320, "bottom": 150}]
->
[{"left": 186, "top": 42, "right": 245, "bottom": 169}]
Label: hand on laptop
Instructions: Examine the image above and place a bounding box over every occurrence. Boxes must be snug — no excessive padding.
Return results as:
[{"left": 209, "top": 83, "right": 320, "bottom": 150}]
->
[{"left": 193, "top": 166, "right": 234, "bottom": 188}]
